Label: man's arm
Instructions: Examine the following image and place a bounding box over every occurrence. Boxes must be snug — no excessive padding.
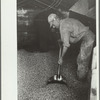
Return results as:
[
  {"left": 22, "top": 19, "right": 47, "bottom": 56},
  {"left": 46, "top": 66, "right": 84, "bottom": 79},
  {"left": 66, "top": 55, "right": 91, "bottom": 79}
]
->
[
  {"left": 58, "top": 46, "right": 68, "bottom": 65},
  {"left": 58, "top": 31, "right": 70, "bottom": 65},
  {"left": 61, "top": 46, "right": 68, "bottom": 59}
]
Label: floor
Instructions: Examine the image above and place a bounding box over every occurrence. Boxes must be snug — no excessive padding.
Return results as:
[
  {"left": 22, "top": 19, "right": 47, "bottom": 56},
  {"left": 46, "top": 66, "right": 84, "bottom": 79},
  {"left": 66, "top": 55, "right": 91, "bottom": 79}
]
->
[{"left": 18, "top": 49, "right": 90, "bottom": 100}]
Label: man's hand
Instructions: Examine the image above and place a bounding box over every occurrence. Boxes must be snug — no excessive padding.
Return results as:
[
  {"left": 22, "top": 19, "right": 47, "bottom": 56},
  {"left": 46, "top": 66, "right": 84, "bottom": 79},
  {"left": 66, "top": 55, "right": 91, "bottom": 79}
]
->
[{"left": 58, "top": 58, "right": 63, "bottom": 65}]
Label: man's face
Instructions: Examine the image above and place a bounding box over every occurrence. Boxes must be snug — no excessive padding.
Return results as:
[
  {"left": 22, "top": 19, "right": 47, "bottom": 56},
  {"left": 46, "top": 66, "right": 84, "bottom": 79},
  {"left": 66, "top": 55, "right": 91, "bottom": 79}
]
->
[{"left": 49, "top": 19, "right": 59, "bottom": 29}]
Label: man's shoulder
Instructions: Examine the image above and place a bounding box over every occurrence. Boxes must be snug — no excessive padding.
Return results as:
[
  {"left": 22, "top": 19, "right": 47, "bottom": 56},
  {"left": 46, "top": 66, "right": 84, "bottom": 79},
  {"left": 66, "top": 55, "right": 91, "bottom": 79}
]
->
[
  {"left": 61, "top": 18, "right": 83, "bottom": 26},
  {"left": 64, "top": 17, "right": 81, "bottom": 21},
  {"left": 60, "top": 18, "right": 72, "bottom": 27},
  {"left": 60, "top": 18, "right": 73, "bottom": 31}
]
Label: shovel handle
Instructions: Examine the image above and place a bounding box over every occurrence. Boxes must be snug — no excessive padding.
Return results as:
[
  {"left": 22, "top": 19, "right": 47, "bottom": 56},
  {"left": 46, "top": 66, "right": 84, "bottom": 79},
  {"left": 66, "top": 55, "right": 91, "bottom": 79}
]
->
[
  {"left": 57, "top": 40, "right": 63, "bottom": 78},
  {"left": 58, "top": 40, "right": 63, "bottom": 61},
  {"left": 57, "top": 64, "right": 61, "bottom": 78}
]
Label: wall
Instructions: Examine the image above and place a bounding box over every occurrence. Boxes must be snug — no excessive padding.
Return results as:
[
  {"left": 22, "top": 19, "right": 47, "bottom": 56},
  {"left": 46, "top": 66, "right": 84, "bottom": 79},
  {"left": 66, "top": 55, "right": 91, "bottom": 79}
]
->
[
  {"left": 69, "top": 0, "right": 96, "bottom": 19},
  {"left": 70, "top": 0, "right": 89, "bottom": 15},
  {"left": 17, "top": 8, "right": 41, "bottom": 50}
]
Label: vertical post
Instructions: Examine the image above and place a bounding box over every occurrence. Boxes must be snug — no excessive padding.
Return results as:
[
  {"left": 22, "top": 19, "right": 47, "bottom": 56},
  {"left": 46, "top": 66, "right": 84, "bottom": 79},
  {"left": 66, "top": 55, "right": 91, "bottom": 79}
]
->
[{"left": 89, "top": 47, "right": 97, "bottom": 100}]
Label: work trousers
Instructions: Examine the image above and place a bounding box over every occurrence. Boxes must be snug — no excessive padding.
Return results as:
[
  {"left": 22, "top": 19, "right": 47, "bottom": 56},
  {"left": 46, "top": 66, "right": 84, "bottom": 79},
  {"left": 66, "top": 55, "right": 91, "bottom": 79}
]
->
[{"left": 77, "top": 30, "right": 95, "bottom": 79}]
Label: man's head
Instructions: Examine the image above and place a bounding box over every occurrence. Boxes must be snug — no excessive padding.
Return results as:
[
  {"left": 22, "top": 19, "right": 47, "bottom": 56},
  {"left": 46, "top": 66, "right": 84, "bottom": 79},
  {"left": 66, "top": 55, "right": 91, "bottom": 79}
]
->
[{"left": 48, "top": 13, "right": 60, "bottom": 29}]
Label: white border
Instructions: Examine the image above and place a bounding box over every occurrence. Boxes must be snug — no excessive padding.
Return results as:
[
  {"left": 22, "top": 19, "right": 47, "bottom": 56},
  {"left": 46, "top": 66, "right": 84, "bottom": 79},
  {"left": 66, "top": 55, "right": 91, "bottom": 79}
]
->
[
  {"left": 96, "top": 0, "right": 99, "bottom": 100},
  {"left": 1, "top": 0, "right": 17, "bottom": 100},
  {"left": 1, "top": 0, "right": 99, "bottom": 100}
]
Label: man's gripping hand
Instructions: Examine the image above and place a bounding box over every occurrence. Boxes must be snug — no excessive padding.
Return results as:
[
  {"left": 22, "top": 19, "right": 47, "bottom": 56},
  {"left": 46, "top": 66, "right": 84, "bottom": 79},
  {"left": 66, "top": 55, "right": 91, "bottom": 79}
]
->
[{"left": 58, "top": 58, "right": 63, "bottom": 65}]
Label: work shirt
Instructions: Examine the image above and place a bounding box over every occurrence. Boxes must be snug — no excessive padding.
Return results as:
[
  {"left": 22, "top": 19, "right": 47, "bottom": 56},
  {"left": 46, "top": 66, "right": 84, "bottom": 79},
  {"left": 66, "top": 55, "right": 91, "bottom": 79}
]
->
[{"left": 60, "top": 18, "right": 89, "bottom": 47}]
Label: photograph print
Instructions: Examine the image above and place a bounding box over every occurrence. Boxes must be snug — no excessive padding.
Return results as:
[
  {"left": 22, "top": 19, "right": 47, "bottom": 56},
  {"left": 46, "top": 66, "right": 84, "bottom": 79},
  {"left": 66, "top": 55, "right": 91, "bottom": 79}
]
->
[{"left": 17, "top": 0, "right": 97, "bottom": 100}]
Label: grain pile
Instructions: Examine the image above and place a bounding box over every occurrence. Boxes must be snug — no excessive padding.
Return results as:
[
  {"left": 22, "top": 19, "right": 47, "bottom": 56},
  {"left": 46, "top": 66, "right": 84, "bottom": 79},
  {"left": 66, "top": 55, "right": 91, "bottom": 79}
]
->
[{"left": 18, "top": 49, "right": 90, "bottom": 100}]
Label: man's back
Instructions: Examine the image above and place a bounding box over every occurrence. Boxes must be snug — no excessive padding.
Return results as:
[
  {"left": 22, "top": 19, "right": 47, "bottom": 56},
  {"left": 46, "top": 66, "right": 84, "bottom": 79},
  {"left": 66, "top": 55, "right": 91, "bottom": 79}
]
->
[{"left": 60, "top": 18, "right": 89, "bottom": 38}]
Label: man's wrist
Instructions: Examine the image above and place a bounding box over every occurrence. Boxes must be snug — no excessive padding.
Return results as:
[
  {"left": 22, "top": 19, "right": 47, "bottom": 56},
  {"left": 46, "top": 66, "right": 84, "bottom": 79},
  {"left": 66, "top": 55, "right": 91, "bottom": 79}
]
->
[
  {"left": 59, "top": 57, "right": 63, "bottom": 60},
  {"left": 63, "top": 43, "right": 70, "bottom": 48}
]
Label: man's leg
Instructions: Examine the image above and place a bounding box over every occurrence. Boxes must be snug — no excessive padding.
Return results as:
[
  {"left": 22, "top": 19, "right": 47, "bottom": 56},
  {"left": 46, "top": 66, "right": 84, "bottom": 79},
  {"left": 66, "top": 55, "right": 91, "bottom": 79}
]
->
[{"left": 77, "top": 31, "right": 95, "bottom": 81}]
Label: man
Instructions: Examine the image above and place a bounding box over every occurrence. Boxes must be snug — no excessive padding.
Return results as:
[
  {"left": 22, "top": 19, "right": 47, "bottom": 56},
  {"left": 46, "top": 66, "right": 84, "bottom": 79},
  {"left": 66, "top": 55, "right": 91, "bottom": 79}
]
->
[{"left": 48, "top": 13, "right": 95, "bottom": 81}]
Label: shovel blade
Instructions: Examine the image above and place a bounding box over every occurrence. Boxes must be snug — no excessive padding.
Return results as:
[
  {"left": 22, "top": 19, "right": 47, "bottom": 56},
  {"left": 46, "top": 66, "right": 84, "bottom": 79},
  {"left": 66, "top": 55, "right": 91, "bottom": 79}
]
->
[{"left": 47, "top": 75, "right": 67, "bottom": 85}]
